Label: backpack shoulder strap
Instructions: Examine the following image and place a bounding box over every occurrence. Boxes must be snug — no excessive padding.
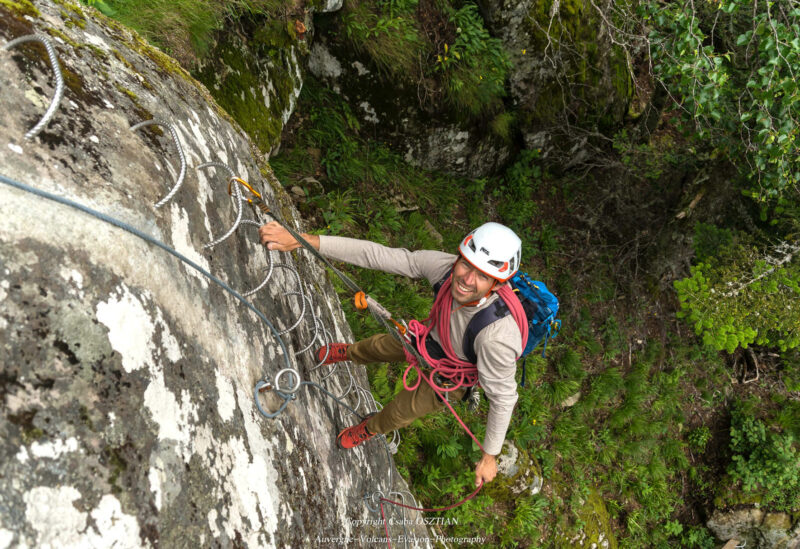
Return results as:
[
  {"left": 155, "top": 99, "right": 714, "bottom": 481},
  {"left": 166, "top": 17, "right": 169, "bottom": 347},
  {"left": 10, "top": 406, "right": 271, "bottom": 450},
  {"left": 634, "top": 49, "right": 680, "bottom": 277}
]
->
[
  {"left": 463, "top": 299, "right": 511, "bottom": 364},
  {"left": 432, "top": 268, "right": 453, "bottom": 297}
]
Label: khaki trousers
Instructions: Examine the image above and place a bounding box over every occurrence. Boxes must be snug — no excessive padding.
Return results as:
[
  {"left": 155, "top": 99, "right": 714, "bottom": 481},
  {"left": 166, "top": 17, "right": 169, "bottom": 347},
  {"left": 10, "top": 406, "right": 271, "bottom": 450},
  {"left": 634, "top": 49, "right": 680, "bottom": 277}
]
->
[{"left": 348, "top": 334, "right": 466, "bottom": 434}]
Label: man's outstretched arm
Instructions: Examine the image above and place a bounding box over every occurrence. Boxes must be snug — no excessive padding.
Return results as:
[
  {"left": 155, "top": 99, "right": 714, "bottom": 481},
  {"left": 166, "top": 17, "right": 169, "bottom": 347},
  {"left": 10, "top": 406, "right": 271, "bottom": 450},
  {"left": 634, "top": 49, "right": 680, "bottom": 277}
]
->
[{"left": 258, "top": 221, "right": 454, "bottom": 284}]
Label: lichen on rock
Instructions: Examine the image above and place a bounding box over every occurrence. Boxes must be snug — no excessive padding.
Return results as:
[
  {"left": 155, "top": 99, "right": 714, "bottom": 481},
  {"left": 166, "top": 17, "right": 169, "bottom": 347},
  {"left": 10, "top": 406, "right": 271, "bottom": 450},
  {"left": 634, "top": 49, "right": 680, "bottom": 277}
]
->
[{"left": 0, "top": 2, "right": 429, "bottom": 546}]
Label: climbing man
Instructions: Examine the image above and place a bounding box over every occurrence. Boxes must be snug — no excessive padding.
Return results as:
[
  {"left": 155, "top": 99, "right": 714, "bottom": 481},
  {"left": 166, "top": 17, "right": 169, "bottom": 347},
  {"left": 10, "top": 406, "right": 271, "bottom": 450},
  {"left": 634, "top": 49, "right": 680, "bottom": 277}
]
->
[{"left": 259, "top": 221, "right": 525, "bottom": 487}]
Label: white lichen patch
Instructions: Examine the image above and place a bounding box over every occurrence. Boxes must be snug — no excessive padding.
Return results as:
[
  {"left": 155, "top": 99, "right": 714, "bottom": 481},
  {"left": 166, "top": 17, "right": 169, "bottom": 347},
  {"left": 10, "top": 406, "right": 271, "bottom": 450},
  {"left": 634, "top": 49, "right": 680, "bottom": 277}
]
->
[
  {"left": 24, "top": 488, "right": 140, "bottom": 548},
  {"left": 261, "top": 84, "right": 271, "bottom": 109},
  {"left": 153, "top": 306, "right": 182, "bottom": 363},
  {"left": 143, "top": 371, "right": 198, "bottom": 461},
  {"left": 86, "top": 495, "right": 141, "bottom": 548},
  {"left": 169, "top": 204, "right": 210, "bottom": 289},
  {"left": 352, "top": 61, "right": 369, "bottom": 76},
  {"left": 16, "top": 446, "right": 29, "bottom": 464},
  {"left": 308, "top": 43, "right": 342, "bottom": 80},
  {"left": 207, "top": 508, "right": 221, "bottom": 538},
  {"left": 284, "top": 48, "right": 303, "bottom": 126},
  {"left": 215, "top": 370, "right": 236, "bottom": 422},
  {"left": 231, "top": 386, "right": 282, "bottom": 542},
  {"left": 97, "top": 284, "right": 182, "bottom": 373},
  {"left": 24, "top": 89, "right": 47, "bottom": 110},
  {"left": 0, "top": 529, "right": 13, "bottom": 549},
  {"left": 30, "top": 437, "right": 79, "bottom": 459},
  {"left": 83, "top": 32, "right": 110, "bottom": 52},
  {"left": 96, "top": 285, "right": 156, "bottom": 373},
  {"left": 59, "top": 267, "right": 85, "bottom": 298},
  {"left": 148, "top": 466, "right": 163, "bottom": 511},
  {"left": 23, "top": 486, "right": 87, "bottom": 547},
  {"left": 323, "top": 0, "right": 344, "bottom": 11},
  {"left": 359, "top": 101, "right": 379, "bottom": 123}
]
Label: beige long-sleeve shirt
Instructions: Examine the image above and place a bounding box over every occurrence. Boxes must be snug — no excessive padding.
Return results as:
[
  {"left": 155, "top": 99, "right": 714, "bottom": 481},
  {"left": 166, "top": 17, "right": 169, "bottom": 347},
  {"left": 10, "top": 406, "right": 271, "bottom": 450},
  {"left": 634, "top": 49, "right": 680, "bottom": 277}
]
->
[{"left": 319, "top": 235, "right": 522, "bottom": 455}]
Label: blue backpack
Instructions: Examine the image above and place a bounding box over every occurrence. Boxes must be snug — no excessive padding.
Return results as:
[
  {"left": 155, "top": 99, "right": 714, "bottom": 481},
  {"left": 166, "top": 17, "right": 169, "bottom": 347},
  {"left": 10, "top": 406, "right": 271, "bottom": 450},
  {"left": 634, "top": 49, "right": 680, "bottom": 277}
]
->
[{"left": 433, "top": 270, "right": 561, "bottom": 386}]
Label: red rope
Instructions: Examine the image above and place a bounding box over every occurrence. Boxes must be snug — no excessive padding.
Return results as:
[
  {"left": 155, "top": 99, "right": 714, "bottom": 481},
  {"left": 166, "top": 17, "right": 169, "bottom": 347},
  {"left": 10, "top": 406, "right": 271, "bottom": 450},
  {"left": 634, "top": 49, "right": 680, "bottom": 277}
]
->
[{"left": 379, "top": 482, "right": 483, "bottom": 548}]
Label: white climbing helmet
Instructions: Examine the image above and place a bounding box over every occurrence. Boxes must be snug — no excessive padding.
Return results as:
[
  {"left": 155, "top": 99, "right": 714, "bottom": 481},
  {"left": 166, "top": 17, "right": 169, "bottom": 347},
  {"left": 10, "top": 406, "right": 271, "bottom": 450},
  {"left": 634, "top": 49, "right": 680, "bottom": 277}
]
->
[{"left": 458, "top": 222, "right": 522, "bottom": 282}]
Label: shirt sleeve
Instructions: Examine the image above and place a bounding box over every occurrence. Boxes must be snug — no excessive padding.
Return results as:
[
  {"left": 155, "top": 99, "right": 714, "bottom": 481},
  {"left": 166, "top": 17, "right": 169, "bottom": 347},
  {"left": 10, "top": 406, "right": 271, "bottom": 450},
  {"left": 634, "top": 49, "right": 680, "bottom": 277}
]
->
[
  {"left": 473, "top": 315, "right": 522, "bottom": 455},
  {"left": 318, "top": 235, "right": 455, "bottom": 286}
]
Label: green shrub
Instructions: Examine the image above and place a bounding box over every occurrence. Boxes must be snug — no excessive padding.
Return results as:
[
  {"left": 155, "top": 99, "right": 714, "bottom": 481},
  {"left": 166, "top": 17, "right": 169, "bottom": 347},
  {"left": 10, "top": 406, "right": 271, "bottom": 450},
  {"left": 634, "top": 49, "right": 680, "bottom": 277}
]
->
[
  {"left": 687, "top": 426, "right": 711, "bottom": 454},
  {"left": 727, "top": 406, "right": 800, "bottom": 511},
  {"left": 675, "top": 236, "right": 800, "bottom": 353},
  {"left": 435, "top": 3, "right": 511, "bottom": 116},
  {"left": 341, "top": 0, "right": 427, "bottom": 78}
]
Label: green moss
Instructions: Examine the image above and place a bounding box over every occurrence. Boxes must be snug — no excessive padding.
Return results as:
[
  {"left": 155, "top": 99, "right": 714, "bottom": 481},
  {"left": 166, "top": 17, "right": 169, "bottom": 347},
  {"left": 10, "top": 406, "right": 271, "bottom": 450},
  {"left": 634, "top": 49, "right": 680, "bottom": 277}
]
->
[
  {"left": 21, "top": 427, "right": 44, "bottom": 443},
  {"left": 525, "top": 0, "right": 630, "bottom": 126},
  {"left": 45, "top": 26, "right": 81, "bottom": 49},
  {"left": 86, "top": 43, "right": 108, "bottom": 61},
  {"left": 0, "top": 0, "right": 39, "bottom": 17},
  {"left": 103, "top": 445, "right": 128, "bottom": 495},
  {"left": 114, "top": 83, "right": 161, "bottom": 133},
  {"left": 194, "top": 36, "right": 298, "bottom": 153},
  {"left": 52, "top": 0, "right": 85, "bottom": 17},
  {"left": 129, "top": 34, "right": 192, "bottom": 83},
  {"left": 54, "top": 0, "right": 86, "bottom": 29},
  {"left": 111, "top": 48, "right": 134, "bottom": 70},
  {"left": 253, "top": 19, "right": 293, "bottom": 51},
  {"left": 60, "top": 65, "right": 86, "bottom": 96},
  {"left": 557, "top": 489, "right": 618, "bottom": 548}
]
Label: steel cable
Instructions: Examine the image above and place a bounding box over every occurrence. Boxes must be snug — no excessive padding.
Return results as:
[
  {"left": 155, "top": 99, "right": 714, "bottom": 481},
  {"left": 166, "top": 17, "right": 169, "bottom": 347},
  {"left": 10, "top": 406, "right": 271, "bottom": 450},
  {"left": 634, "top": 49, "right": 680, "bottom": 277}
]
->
[
  {"left": 0, "top": 173, "right": 299, "bottom": 396},
  {"left": 130, "top": 119, "right": 187, "bottom": 208},
  {"left": 2, "top": 34, "right": 65, "bottom": 139}
]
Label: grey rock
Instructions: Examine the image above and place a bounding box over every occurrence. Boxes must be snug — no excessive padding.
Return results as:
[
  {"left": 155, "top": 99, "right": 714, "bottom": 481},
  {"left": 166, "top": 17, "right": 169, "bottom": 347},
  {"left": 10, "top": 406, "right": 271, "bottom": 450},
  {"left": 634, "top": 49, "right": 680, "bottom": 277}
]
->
[
  {"left": 561, "top": 391, "right": 581, "bottom": 408},
  {"left": 530, "top": 474, "right": 543, "bottom": 495},
  {"left": 708, "top": 507, "right": 800, "bottom": 548},
  {"left": 307, "top": 36, "right": 511, "bottom": 178},
  {"left": 497, "top": 440, "right": 520, "bottom": 477},
  {"left": 0, "top": 3, "right": 430, "bottom": 547}
]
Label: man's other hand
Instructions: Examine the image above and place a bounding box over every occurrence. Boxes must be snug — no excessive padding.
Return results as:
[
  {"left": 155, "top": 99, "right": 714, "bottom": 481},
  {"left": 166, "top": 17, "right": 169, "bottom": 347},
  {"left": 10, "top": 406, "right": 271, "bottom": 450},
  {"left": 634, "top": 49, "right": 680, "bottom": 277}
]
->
[{"left": 475, "top": 452, "right": 497, "bottom": 487}]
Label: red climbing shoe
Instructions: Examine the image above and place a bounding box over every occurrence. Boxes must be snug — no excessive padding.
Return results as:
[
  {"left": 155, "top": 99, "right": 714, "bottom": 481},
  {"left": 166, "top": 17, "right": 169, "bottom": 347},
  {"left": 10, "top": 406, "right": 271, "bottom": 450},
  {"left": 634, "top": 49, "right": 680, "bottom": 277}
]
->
[
  {"left": 337, "top": 414, "right": 376, "bottom": 449},
  {"left": 316, "top": 343, "right": 350, "bottom": 365}
]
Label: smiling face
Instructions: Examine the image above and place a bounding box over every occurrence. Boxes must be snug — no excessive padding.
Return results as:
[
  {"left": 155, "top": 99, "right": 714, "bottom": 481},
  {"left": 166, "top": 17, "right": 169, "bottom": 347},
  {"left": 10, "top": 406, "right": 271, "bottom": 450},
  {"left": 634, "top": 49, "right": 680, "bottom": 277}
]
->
[{"left": 451, "top": 257, "right": 497, "bottom": 305}]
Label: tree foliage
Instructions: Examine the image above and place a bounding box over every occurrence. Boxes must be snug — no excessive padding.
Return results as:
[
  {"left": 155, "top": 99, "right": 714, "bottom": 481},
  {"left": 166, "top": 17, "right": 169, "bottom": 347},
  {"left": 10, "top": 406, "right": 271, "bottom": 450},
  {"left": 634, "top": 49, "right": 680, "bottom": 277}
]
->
[{"left": 646, "top": 0, "right": 800, "bottom": 202}]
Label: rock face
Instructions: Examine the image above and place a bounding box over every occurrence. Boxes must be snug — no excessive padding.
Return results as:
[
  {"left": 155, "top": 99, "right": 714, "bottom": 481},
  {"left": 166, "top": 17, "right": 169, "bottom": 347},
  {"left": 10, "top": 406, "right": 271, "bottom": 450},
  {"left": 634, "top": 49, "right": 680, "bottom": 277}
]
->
[
  {"left": 481, "top": 0, "right": 631, "bottom": 155},
  {"left": 306, "top": 37, "right": 511, "bottom": 178},
  {"left": 0, "top": 2, "right": 428, "bottom": 547},
  {"left": 708, "top": 508, "right": 800, "bottom": 549},
  {"left": 194, "top": 19, "right": 305, "bottom": 156}
]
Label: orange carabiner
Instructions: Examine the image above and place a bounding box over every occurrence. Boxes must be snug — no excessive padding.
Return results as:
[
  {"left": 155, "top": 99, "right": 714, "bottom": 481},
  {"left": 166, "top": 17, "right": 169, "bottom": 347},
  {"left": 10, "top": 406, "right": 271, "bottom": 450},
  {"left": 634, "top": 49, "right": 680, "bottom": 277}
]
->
[
  {"left": 227, "top": 177, "right": 262, "bottom": 203},
  {"left": 390, "top": 318, "right": 407, "bottom": 336},
  {"left": 354, "top": 291, "right": 368, "bottom": 311}
]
